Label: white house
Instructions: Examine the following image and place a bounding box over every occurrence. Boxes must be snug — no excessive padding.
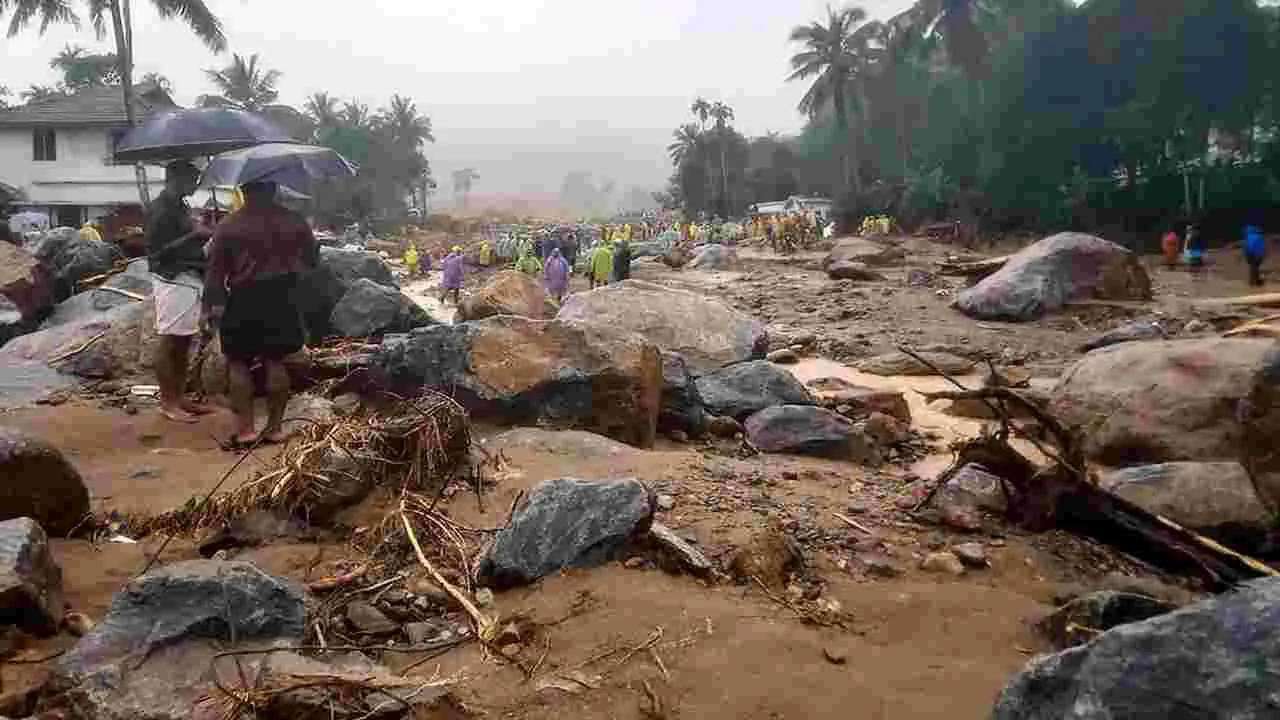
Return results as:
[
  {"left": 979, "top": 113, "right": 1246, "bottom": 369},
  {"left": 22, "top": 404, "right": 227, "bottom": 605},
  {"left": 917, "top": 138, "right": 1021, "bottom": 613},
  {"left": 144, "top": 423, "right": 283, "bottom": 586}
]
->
[
  {"left": 750, "top": 196, "right": 833, "bottom": 219},
  {"left": 0, "top": 85, "right": 172, "bottom": 227}
]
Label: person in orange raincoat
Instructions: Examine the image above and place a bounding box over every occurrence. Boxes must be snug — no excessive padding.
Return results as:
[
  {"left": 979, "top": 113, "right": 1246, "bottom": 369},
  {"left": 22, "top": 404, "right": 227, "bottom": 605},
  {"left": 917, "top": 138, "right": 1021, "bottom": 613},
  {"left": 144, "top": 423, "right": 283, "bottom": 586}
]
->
[{"left": 1161, "top": 225, "right": 1181, "bottom": 268}]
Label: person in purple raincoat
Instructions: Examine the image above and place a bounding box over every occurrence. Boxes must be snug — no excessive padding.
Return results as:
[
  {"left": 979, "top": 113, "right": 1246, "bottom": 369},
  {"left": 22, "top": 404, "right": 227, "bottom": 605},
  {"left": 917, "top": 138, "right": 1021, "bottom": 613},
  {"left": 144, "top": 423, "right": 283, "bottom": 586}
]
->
[
  {"left": 439, "top": 245, "right": 464, "bottom": 305},
  {"left": 543, "top": 247, "right": 570, "bottom": 303}
]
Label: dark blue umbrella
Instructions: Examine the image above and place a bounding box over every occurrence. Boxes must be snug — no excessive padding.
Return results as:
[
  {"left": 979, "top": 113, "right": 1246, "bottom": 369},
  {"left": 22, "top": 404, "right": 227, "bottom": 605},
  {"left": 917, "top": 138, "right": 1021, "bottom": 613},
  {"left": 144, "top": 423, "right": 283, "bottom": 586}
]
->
[
  {"left": 113, "top": 108, "right": 294, "bottom": 164},
  {"left": 199, "top": 143, "right": 356, "bottom": 194}
]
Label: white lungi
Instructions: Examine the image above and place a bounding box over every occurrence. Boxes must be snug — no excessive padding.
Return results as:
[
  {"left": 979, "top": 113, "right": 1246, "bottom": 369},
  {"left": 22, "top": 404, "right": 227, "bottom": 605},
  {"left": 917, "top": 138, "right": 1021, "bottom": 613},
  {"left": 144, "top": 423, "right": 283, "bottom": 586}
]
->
[{"left": 152, "top": 272, "right": 203, "bottom": 337}]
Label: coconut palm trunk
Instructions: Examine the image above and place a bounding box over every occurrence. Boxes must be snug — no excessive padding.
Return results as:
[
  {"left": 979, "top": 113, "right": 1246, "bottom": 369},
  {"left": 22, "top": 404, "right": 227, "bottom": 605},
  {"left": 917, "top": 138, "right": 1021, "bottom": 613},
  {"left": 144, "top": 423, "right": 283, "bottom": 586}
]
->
[{"left": 107, "top": 0, "right": 150, "bottom": 204}]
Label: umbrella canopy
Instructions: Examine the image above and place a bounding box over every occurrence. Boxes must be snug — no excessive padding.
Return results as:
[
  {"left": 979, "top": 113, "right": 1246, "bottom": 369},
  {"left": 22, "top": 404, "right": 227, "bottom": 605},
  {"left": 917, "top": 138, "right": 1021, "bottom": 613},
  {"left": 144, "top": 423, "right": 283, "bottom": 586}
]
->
[
  {"left": 200, "top": 143, "right": 356, "bottom": 194},
  {"left": 113, "top": 108, "right": 294, "bottom": 164}
]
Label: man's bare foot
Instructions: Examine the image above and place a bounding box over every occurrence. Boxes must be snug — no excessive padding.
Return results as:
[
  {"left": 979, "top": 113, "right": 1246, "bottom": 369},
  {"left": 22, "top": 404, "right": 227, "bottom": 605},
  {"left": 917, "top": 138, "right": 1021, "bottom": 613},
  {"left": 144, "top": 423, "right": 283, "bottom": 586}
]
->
[
  {"left": 260, "top": 428, "right": 289, "bottom": 444},
  {"left": 180, "top": 399, "right": 213, "bottom": 416},
  {"left": 161, "top": 405, "right": 199, "bottom": 424}
]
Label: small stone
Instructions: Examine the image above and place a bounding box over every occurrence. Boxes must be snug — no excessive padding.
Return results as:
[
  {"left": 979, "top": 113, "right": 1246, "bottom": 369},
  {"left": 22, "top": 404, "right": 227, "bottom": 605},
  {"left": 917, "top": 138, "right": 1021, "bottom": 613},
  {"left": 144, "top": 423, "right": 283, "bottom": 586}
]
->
[
  {"left": 706, "top": 415, "right": 744, "bottom": 438},
  {"left": 857, "top": 553, "right": 901, "bottom": 578},
  {"left": 129, "top": 466, "right": 162, "bottom": 480},
  {"left": 767, "top": 349, "right": 799, "bottom": 364},
  {"left": 951, "top": 542, "right": 989, "bottom": 568},
  {"left": 346, "top": 601, "right": 399, "bottom": 635},
  {"left": 500, "top": 642, "right": 524, "bottom": 655},
  {"left": 380, "top": 588, "right": 411, "bottom": 604},
  {"left": 781, "top": 470, "right": 799, "bottom": 481},
  {"left": 823, "top": 645, "right": 848, "bottom": 665},
  {"left": 846, "top": 499, "right": 871, "bottom": 515},
  {"left": 474, "top": 588, "right": 495, "bottom": 608},
  {"left": 404, "top": 620, "right": 448, "bottom": 645},
  {"left": 895, "top": 496, "right": 917, "bottom": 510},
  {"left": 788, "top": 344, "right": 806, "bottom": 354},
  {"left": 332, "top": 392, "right": 361, "bottom": 416},
  {"left": 940, "top": 505, "right": 982, "bottom": 533},
  {"left": 668, "top": 430, "right": 689, "bottom": 443},
  {"left": 861, "top": 412, "right": 904, "bottom": 445},
  {"left": 1180, "top": 319, "right": 1213, "bottom": 335},
  {"left": 624, "top": 556, "right": 646, "bottom": 569},
  {"left": 211, "top": 549, "right": 230, "bottom": 561},
  {"left": 920, "top": 551, "right": 965, "bottom": 576},
  {"left": 656, "top": 494, "right": 676, "bottom": 511}
]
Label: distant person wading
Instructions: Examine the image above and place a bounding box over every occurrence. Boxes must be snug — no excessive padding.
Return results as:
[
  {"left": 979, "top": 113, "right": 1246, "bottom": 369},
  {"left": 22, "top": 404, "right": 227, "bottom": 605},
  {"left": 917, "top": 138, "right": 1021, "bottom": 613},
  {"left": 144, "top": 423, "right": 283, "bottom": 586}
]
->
[{"left": 204, "top": 181, "right": 319, "bottom": 449}]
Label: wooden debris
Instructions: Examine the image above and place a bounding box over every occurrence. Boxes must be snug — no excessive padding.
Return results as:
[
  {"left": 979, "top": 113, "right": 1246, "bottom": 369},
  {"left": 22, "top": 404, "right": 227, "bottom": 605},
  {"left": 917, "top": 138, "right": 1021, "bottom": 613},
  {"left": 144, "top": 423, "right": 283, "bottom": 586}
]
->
[
  {"left": 936, "top": 255, "right": 1008, "bottom": 279},
  {"left": 1195, "top": 292, "right": 1280, "bottom": 308}
]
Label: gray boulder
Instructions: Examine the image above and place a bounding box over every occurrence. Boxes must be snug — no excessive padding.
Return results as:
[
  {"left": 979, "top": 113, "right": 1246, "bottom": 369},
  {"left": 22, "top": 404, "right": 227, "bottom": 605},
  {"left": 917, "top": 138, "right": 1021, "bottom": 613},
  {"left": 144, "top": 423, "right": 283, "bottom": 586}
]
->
[
  {"left": 822, "top": 237, "right": 905, "bottom": 269},
  {"left": 0, "top": 361, "right": 76, "bottom": 409},
  {"left": 1097, "top": 462, "right": 1275, "bottom": 546},
  {"left": 329, "top": 278, "right": 433, "bottom": 337},
  {"left": 0, "top": 517, "right": 63, "bottom": 635},
  {"left": 659, "top": 351, "right": 706, "bottom": 436},
  {"left": 745, "top": 405, "right": 880, "bottom": 463},
  {"left": 319, "top": 246, "right": 396, "bottom": 287},
  {"left": 992, "top": 577, "right": 1280, "bottom": 720},
  {"left": 690, "top": 243, "right": 740, "bottom": 271},
  {"left": 0, "top": 428, "right": 89, "bottom": 535},
  {"left": 48, "top": 560, "right": 306, "bottom": 720},
  {"left": 556, "top": 280, "right": 766, "bottom": 374},
  {"left": 1078, "top": 319, "right": 1167, "bottom": 353},
  {"left": 300, "top": 248, "right": 398, "bottom": 342},
  {"left": 41, "top": 258, "right": 153, "bottom": 330},
  {"left": 956, "top": 232, "right": 1151, "bottom": 321},
  {"left": 478, "top": 478, "right": 655, "bottom": 588},
  {"left": 376, "top": 316, "right": 663, "bottom": 447},
  {"left": 694, "top": 360, "right": 814, "bottom": 420},
  {"left": 0, "top": 301, "right": 145, "bottom": 379},
  {"left": 30, "top": 227, "right": 121, "bottom": 301}
]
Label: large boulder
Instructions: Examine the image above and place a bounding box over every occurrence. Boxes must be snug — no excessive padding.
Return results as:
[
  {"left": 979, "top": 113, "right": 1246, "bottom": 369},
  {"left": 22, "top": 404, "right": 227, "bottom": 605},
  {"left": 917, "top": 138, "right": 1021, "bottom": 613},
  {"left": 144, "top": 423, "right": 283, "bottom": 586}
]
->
[
  {"left": 658, "top": 352, "right": 706, "bottom": 436},
  {"left": 375, "top": 316, "right": 663, "bottom": 447},
  {"left": 329, "top": 278, "right": 433, "bottom": 338},
  {"left": 1097, "top": 462, "right": 1275, "bottom": 533},
  {"left": 0, "top": 427, "right": 90, "bottom": 535},
  {"left": 991, "top": 577, "right": 1280, "bottom": 720},
  {"left": 690, "top": 243, "right": 740, "bottom": 271},
  {"left": 744, "top": 405, "right": 879, "bottom": 462},
  {"left": 0, "top": 301, "right": 144, "bottom": 379},
  {"left": 557, "top": 279, "right": 767, "bottom": 374},
  {"left": 49, "top": 560, "right": 305, "bottom": 720},
  {"left": 459, "top": 269, "right": 547, "bottom": 320},
  {"left": 40, "top": 259, "right": 153, "bottom": 330},
  {"left": 0, "top": 517, "right": 63, "bottom": 635},
  {"left": 0, "top": 242, "right": 53, "bottom": 337},
  {"left": 822, "top": 237, "right": 905, "bottom": 269},
  {"left": 1049, "top": 338, "right": 1279, "bottom": 466},
  {"left": 956, "top": 232, "right": 1151, "bottom": 321},
  {"left": 478, "top": 478, "right": 654, "bottom": 588},
  {"left": 0, "top": 295, "right": 23, "bottom": 347},
  {"left": 30, "top": 227, "right": 121, "bottom": 301},
  {"left": 694, "top": 360, "right": 814, "bottom": 420},
  {"left": 856, "top": 350, "right": 975, "bottom": 377},
  {"left": 299, "top": 248, "right": 398, "bottom": 341},
  {"left": 318, "top": 246, "right": 396, "bottom": 288}
]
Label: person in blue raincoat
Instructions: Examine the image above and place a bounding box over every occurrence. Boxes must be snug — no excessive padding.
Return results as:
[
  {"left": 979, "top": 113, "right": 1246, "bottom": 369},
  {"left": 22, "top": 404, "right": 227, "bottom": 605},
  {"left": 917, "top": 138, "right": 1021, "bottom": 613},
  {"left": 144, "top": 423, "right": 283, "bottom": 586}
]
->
[{"left": 1245, "top": 221, "right": 1266, "bottom": 287}]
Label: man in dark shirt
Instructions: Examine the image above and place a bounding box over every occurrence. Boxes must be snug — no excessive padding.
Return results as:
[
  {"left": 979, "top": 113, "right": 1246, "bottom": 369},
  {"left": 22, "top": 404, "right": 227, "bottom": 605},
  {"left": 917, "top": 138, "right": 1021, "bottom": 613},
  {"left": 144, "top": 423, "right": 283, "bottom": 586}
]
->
[
  {"left": 145, "top": 161, "right": 212, "bottom": 423},
  {"left": 204, "top": 180, "right": 319, "bottom": 447}
]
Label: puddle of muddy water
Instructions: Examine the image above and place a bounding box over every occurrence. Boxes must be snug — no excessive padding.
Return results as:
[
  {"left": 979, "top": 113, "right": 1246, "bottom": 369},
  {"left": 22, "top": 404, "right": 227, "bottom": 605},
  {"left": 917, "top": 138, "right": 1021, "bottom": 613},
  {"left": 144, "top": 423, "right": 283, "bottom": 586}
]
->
[{"left": 403, "top": 274, "right": 456, "bottom": 323}]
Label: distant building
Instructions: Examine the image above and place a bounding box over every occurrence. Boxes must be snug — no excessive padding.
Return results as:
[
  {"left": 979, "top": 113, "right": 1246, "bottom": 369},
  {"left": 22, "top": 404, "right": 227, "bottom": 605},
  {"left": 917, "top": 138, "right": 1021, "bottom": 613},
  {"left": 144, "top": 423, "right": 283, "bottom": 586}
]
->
[
  {"left": 0, "top": 85, "right": 173, "bottom": 227},
  {"left": 750, "top": 196, "right": 833, "bottom": 219}
]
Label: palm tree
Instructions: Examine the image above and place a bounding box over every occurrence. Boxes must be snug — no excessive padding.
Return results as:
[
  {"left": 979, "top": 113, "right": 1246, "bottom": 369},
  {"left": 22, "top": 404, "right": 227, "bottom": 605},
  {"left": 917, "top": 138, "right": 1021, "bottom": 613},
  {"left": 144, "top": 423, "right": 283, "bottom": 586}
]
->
[
  {"left": 452, "top": 168, "right": 479, "bottom": 208},
  {"left": 690, "top": 97, "right": 711, "bottom": 132},
  {"left": 305, "top": 91, "right": 340, "bottom": 128},
  {"left": 20, "top": 84, "right": 62, "bottom": 103},
  {"left": 667, "top": 123, "right": 701, "bottom": 165},
  {"left": 710, "top": 102, "right": 735, "bottom": 216},
  {"left": 914, "top": 0, "right": 990, "bottom": 82},
  {"left": 201, "top": 53, "right": 281, "bottom": 112},
  {"left": 50, "top": 43, "right": 119, "bottom": 87},
  {"left": 788, "top": 5, "right": 879, "bottom": 197},
  {"left": 379, "top": 94, "right": 434, "bottom": 148},
  {"left": 3, "top": 0, "right": 226, "bottom": 202},
  {"left": 341, "top": 101, "right": 372, "bottom": 130}
]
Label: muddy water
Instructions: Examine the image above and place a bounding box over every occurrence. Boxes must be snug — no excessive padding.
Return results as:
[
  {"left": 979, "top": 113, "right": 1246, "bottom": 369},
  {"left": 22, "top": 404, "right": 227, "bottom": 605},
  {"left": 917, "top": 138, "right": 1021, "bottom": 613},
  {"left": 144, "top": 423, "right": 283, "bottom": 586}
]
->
[{"left": 402, "top": 274, "right": 456, "bottom": 323}]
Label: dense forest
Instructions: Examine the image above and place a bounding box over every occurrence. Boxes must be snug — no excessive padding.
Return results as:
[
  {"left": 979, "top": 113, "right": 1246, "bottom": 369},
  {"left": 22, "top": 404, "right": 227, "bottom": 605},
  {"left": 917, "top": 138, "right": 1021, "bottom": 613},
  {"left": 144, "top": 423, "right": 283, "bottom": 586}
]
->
[{"left": 666, "top": 0, "right": 1280, "bottom": 243}]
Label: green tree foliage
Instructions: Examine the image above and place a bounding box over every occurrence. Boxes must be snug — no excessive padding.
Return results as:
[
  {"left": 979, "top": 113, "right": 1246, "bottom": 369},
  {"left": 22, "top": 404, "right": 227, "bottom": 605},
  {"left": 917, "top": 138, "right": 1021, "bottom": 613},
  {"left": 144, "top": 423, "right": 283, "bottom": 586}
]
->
[{"left": 200, "top": 53, "right": 281, "bottom": 111}]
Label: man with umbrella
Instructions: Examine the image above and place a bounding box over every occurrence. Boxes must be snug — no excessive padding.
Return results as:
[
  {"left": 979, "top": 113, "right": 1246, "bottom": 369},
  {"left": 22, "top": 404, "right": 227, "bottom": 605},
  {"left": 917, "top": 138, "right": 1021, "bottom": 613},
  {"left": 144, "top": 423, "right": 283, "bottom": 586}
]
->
[
  {"left": 146, "top": 161, "right": 214, "bottom": 423},
  {"left": 204, "top": 180, "right": 319, "bottom": 448}
]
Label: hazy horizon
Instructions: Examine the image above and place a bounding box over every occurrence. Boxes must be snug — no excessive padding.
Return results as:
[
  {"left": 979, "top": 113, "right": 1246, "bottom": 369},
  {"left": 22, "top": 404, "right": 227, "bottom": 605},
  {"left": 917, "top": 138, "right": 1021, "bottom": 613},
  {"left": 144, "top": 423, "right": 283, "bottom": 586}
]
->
[{"left": 3, "top": 0, "right": 913, "bottom": 207}]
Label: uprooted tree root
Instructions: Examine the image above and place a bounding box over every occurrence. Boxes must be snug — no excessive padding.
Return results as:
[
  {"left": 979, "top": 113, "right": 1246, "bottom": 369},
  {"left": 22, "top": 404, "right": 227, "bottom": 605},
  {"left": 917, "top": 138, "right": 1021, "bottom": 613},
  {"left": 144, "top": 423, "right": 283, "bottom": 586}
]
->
[{"left": 901, "top": 346, "right": 1279, "bottom": 591}]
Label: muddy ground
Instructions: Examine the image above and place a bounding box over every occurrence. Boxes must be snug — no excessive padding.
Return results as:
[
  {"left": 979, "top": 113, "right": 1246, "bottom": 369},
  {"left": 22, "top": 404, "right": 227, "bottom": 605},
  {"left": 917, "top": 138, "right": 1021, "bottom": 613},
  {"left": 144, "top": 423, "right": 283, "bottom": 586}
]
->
[{"left": 1, "top": 235, "right": 1263, "bottom": 719}]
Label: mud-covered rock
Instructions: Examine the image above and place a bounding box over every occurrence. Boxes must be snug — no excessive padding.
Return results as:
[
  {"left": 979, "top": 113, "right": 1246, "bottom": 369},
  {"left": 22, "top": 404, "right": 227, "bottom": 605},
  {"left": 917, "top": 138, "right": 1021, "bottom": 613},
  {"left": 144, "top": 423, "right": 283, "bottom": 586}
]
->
[
  {"left": 0, "top": 517, "right": 63, "bottom": 635},
  {"left": 827, "top": 261, "right": 886, "bottom": 281},
  {"left": 745, "top": 405, "right": 880, "bottom": 463},
  {"left": 658, "top": 352, "right": 706, "bottom": 436},
  {"left": 694, "top": 360, "right": 814, "bottom": 420},
  {"left": 822, "top": 237, "right": 905, "bottom": 269},
  {"left": 1097, "top": 462, "right": 1275, "bottom": 546},
  {"left": 478, "top": 478, "right": 655, "bottom": 588},
  {"left": 329, "top": 278, "right": 433, "bottom": 337},
  {"left": 376, "top": 317, "right": 663, "bottom": 447},
  {"left": 460, "top": 270, "right": 547, "bottom": 320},
  {"left": 956, "top": 232, "right": 1151, "bottom": 321},
  {"left": 0, "top": 428, "right": 89, "bottom": 535},
  {"left": 0, "top": 302, "right": 144, "bottom": 379},
  {"left": 690, "top": 243, "right": 740, "bottom": 271},
  {"left": 0, "top": 242, "right": 53, "bottom": 339},
  {"left": 556, "top": 280, "right": 767, "bottom": 374}
]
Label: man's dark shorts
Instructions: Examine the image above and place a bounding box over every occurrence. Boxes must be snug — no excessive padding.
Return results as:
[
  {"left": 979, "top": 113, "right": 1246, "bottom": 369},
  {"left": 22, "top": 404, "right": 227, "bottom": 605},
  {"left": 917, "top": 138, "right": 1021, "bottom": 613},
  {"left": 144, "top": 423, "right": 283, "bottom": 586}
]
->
[{"left": 220, "top": 273, "right": 305, "bottom": 363}]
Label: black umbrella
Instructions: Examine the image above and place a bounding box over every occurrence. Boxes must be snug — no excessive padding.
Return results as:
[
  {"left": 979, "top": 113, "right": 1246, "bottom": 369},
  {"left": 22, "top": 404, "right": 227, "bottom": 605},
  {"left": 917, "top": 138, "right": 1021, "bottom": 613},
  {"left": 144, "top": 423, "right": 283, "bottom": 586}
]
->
[{"left": 113, "top": 108, "right": 294, "bottom": 164}]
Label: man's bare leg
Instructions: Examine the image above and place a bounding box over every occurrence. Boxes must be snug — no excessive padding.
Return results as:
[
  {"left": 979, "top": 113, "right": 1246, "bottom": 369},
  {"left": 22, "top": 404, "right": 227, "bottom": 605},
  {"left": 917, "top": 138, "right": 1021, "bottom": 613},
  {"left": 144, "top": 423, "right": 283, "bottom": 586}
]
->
[
  {"left": 227, "top": 360, "right": 257, "bottom": 444},
  {"left": 260, "top": 361, "right": 292, "bottom": 443},
  {"left": 156, "top": 335, "right": 197, "bottom": 423}
]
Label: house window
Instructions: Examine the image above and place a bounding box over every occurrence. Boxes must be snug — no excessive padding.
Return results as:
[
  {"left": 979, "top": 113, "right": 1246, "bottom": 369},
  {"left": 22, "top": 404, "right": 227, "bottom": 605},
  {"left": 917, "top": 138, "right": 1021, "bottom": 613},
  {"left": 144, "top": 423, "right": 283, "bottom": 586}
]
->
[{"left": 32, "top": 129, "right": 56, "bottom": 162}]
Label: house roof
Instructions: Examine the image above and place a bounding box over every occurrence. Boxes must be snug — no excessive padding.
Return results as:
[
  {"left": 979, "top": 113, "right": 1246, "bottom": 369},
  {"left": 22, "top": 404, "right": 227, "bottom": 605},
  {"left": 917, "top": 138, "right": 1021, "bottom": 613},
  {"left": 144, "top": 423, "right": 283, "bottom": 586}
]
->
[{"left": 0, "top": 85, "right": 176, "bottom": 127}]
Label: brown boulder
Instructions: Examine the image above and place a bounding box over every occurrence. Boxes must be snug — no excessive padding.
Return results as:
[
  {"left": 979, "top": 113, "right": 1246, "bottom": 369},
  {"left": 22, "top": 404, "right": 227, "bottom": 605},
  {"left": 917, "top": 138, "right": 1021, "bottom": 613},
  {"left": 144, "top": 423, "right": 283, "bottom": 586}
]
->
[
  {"left": 0, "top": 242, "right": 53, "bottom": 321},
  {"left": 822, "top": 237, "right": 905, "bottom": 269},
  {"left": 460, "top": 270, "right": 547, "bottom": 320},
  {"left": 0, "top": 427, "right": 90, "bottom": 535}
]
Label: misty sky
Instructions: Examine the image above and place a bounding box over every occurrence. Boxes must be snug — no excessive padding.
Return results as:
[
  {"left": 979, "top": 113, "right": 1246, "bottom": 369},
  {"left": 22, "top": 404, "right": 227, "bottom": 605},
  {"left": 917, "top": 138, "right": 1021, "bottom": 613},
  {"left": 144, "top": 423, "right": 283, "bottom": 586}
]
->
[{"left": 3, "top": 0, "right": 913, "bottom": 200}]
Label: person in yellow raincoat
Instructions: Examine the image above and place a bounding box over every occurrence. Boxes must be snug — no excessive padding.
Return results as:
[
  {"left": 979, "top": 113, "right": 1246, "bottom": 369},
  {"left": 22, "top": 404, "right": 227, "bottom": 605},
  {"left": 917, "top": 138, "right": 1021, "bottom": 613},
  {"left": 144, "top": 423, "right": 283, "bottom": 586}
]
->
[
  {"left": 478, "top": 241, "right": 495, "bottom": 267},
  {"left": 78, "top": 222, "right": 103, "bottom": 242},
  {"left": 588, "top": 241, "right": 613, "bottom": 290},
  {"left": 514, "top": 247, "right": 542, "bottom": 276},
  {"left": 403, "top": 244, "right": 420, "bottom": 277}
]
